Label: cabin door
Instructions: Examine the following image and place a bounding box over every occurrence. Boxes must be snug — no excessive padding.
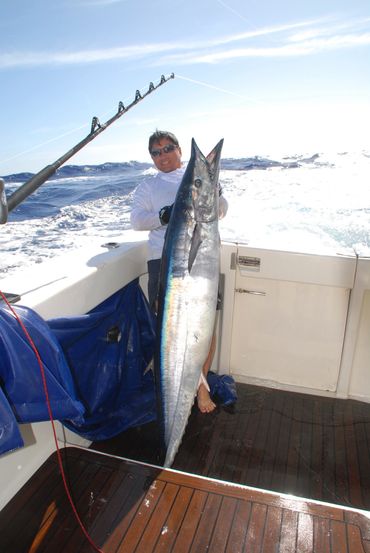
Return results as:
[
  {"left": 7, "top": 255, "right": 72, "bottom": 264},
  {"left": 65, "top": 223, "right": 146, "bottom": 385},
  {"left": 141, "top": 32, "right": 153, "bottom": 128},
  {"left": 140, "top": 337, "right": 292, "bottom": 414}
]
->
[{"left": 222, "top": 245, "right": 356, "bottom": 393}]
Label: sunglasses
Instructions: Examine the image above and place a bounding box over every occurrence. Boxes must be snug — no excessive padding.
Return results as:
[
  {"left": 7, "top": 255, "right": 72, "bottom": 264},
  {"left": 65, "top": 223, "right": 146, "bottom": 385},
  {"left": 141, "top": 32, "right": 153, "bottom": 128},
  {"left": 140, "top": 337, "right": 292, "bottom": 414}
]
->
[{"left": 150, "top": 143, "right": 177, "bottom": 157}]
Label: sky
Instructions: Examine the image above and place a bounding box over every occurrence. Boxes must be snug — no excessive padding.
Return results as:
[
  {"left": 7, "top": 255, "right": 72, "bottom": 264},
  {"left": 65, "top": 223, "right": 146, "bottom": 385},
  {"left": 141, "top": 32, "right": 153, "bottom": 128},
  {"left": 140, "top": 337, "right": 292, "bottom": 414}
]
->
[{"left": 1, "top": 0, "right": 370, "bottom": 174}]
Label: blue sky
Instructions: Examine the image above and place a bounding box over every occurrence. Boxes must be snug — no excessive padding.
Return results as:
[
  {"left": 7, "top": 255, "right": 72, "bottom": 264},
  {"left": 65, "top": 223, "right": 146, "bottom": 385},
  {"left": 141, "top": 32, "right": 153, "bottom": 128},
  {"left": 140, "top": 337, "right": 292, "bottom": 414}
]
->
[{"left": 1, "top": 0, "right": 370, "bottom": 174}]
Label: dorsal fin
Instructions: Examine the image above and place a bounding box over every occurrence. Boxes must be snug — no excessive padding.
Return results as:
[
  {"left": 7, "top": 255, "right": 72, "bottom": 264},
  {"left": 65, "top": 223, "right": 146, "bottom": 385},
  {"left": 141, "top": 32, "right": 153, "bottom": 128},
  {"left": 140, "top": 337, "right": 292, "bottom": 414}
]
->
[{"left": 206, "top": 139, "right": 224, "bottom": 181}]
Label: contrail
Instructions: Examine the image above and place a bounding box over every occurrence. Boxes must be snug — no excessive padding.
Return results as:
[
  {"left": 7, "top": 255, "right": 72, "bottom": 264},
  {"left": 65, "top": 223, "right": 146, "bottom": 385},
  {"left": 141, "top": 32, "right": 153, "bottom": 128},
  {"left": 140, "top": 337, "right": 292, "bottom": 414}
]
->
[
  {"left": 215, "top": 0, "right": 253, "bottom": 25},
  {"left": 176, "top": 74, "right": 264, "bottom": 105}
]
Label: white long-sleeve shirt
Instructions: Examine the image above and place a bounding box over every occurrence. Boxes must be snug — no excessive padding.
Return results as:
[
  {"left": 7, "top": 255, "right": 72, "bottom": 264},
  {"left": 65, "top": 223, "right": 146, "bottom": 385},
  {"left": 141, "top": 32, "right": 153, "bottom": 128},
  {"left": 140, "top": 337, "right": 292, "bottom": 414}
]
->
[{"left": 130, "top": 167, "right": 228, "bottom": 260}]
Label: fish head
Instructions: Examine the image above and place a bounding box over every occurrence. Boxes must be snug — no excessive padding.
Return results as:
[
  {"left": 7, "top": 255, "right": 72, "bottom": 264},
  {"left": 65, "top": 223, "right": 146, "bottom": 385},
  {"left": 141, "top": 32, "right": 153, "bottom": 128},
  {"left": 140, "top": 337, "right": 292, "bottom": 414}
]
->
[{"left": 178, "top": 138, "right": 224, "bottom": 223}]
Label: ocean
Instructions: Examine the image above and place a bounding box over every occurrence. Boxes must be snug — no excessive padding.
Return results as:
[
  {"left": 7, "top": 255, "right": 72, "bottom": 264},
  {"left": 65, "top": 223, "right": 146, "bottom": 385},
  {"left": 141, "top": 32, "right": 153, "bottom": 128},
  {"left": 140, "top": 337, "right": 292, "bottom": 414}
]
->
[{"left": 1, "top": 150, "right": 369, "bottom": 280}]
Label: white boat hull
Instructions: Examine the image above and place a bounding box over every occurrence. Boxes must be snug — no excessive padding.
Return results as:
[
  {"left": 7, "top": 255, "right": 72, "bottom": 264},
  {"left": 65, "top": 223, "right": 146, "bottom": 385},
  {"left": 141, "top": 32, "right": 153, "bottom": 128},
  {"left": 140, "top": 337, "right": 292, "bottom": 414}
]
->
[{"left": 1, "top": 232, "right": 370, "bottom": 508}]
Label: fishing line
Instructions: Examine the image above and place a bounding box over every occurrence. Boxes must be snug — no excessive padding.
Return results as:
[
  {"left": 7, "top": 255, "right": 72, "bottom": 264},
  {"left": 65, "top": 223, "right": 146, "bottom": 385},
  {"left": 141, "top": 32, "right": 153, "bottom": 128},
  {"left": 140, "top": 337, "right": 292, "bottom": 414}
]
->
[
  {"left": 0, "top": 124, "right": 89, "bottom": 165},
  {"left": 0, "top": 290, "right": 104, "bottom": 553},
  {"left": 176, "top": 74, "right": 264, "bottom": 105}
]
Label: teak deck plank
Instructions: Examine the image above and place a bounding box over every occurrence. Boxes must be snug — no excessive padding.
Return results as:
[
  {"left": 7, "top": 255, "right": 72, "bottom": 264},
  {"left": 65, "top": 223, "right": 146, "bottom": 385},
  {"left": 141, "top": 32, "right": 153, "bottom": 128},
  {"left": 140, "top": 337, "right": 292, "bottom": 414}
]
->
[{"left": 1, "top": 446, "right": 370, "bottom": 553}]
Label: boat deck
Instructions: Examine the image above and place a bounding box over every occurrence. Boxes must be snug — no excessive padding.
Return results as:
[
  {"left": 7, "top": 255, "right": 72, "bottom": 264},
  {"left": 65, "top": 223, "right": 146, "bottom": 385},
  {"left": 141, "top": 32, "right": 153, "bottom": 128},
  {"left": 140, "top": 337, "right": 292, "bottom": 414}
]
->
[
  {"left": 1, "top": 446, "right": 370, "bottom": 553},
  {"left": 94, "top": 383, "right": 370, "bottom": 511},
  {"left": 2, "top": 383, "right": 370, "bottom": 552}
]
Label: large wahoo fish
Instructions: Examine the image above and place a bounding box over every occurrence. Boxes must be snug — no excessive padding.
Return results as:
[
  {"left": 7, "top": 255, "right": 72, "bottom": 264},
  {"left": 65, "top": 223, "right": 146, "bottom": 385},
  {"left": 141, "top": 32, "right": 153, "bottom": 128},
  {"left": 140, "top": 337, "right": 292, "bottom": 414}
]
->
[{"left": 155, "top": 138, "right": 223, "bottom": 467}]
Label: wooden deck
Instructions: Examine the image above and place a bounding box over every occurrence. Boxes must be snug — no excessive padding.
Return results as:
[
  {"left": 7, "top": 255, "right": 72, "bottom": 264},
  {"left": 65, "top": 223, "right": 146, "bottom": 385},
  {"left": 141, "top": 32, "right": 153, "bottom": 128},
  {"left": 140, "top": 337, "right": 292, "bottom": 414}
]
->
[
  {"left": 1, "top": 446, "right": 370, "bottom": 552},
  {"left": 2, "top": 383, "right": 370, "bottom": 552},
  {"left": 93, "top": 383, "right": 370, "bottom": 511}
]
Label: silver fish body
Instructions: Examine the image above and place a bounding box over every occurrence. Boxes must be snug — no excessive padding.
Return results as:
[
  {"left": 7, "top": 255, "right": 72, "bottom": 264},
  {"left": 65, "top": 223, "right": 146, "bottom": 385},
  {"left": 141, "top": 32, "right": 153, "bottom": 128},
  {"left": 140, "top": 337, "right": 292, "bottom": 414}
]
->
[{"left": 155, "top": 138, "right": 223, "bottom": 467}]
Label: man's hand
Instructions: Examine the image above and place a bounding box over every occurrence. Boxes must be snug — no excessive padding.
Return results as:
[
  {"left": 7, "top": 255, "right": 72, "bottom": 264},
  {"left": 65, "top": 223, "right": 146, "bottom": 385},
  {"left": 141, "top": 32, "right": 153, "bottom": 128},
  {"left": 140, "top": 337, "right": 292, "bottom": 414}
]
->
[{"left": 159, "top": 204, "right": 173, "bottom": 225}]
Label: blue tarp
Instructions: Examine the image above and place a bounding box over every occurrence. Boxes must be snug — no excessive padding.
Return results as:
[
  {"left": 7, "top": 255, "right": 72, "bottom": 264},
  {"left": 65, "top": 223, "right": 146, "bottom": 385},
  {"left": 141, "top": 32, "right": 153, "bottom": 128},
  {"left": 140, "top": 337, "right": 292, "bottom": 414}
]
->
[
  {"left": 0, "top": 386, "right": 24, "bottom": 454},
  {"left": 207, "top": 371, "right": 237, "bottom": 406},
  {"left": 48, "top": 280, "right": 157, "bottom": 441},
  {"left": 0, "top": 280, "right": 157, "bottom": 454},
  {"left": 0, "top": 304, "right": 84, "bottom": 424}
]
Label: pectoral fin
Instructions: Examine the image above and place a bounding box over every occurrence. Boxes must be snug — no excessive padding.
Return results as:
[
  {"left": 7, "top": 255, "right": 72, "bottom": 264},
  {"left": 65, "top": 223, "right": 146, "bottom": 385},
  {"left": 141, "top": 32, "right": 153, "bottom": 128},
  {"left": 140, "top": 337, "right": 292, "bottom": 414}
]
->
[{"left": 188, "top": 223, "right": 202, "bottom": 272}]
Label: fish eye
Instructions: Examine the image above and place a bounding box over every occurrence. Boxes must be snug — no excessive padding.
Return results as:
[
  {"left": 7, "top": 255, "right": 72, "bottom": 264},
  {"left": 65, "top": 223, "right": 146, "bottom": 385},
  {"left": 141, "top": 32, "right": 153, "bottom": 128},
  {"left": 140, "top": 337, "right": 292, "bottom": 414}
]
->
[{"left": 194, "top": 178, "right": 202, "bottom": 188}]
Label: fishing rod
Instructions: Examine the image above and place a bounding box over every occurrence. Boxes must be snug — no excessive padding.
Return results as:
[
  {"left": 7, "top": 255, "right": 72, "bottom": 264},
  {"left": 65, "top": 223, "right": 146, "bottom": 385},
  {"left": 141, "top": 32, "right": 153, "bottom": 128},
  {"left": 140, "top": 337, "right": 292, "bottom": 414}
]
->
[{"left": 0, "top": 73, "right": 175, "bottom": 224}]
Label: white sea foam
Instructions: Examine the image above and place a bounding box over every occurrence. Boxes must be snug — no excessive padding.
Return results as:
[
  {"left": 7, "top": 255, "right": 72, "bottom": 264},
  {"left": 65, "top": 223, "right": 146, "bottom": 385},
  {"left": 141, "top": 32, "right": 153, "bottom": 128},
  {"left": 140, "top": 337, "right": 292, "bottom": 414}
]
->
[{"left": 1, "top": 150, "right": 369, "bottom": 280}]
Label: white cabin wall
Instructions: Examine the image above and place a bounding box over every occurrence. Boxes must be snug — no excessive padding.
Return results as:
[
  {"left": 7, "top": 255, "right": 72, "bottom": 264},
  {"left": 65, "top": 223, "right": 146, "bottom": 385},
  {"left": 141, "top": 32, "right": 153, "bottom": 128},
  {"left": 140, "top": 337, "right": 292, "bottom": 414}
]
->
[
  {"left": 349, "top": 290, "right": 370, "bottom": 399},
  {"left": 340, "top": 257, "right": 370, "bottom": 401},
  {"left": 215, "top": 242, "right": 237, "bottom": 374},
  {"left": 0, "top": 422, "right": 56, "bottom": 510},
  {"left": 218, "top": 244, "right": 359, "bottom": 397}
]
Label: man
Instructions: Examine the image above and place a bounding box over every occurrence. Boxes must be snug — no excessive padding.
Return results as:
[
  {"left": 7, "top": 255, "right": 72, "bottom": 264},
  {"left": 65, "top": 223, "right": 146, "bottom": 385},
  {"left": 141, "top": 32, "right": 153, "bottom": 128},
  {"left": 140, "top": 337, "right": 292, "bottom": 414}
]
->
[{"left": 130, "top": 130, "right": 228, "bottom": 413}]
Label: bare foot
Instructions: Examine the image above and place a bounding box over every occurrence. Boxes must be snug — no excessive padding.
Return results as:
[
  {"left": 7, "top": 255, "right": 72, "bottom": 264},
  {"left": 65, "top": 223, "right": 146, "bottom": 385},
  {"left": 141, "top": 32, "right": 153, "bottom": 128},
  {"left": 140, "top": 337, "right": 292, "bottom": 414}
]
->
[{"left": 197, "top": 384, "right": 216, "bottom": 413}]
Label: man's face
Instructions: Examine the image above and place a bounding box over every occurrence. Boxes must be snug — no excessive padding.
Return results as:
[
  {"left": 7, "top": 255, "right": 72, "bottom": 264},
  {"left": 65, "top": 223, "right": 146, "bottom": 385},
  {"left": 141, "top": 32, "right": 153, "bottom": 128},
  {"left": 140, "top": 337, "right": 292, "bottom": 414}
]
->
[{"left": 150, "top": 138, "right": 182, "bottom": 173}]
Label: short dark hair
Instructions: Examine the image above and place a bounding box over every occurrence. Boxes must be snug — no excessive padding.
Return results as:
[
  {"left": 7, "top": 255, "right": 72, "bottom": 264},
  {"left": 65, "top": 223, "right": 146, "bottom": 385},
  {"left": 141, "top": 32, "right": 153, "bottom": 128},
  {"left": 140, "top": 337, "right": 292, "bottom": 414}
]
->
[{"left": 148, "top": 130, "right": 179, "bottom": 152}]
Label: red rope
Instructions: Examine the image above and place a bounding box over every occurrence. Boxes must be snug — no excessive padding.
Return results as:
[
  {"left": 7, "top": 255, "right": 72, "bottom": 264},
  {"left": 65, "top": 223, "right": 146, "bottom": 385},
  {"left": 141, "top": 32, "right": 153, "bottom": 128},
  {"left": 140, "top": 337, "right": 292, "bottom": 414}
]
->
[{"left": 0, "top": 291, "right": 104, "bottom": 553}]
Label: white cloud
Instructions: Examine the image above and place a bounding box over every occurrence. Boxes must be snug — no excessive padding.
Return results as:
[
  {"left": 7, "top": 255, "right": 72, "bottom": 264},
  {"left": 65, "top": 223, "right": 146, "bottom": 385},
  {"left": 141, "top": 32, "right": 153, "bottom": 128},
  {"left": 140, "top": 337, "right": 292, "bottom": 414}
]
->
[
  {"left": 0, "top": 43, "right": 173, "bottom": 69},
  {"left": 0, "top": 16, "right": 369, "bottom": 69},
  {"left": 161, "top": 31, "right": 370, "bottom": 64}
]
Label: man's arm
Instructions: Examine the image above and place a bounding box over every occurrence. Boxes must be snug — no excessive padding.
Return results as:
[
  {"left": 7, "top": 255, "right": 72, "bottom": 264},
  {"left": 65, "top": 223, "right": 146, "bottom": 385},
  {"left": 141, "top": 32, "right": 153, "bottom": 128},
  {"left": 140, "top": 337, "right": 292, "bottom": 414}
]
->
[{"left": 130, "top": 181, "right": 162, "bottom": 231}]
